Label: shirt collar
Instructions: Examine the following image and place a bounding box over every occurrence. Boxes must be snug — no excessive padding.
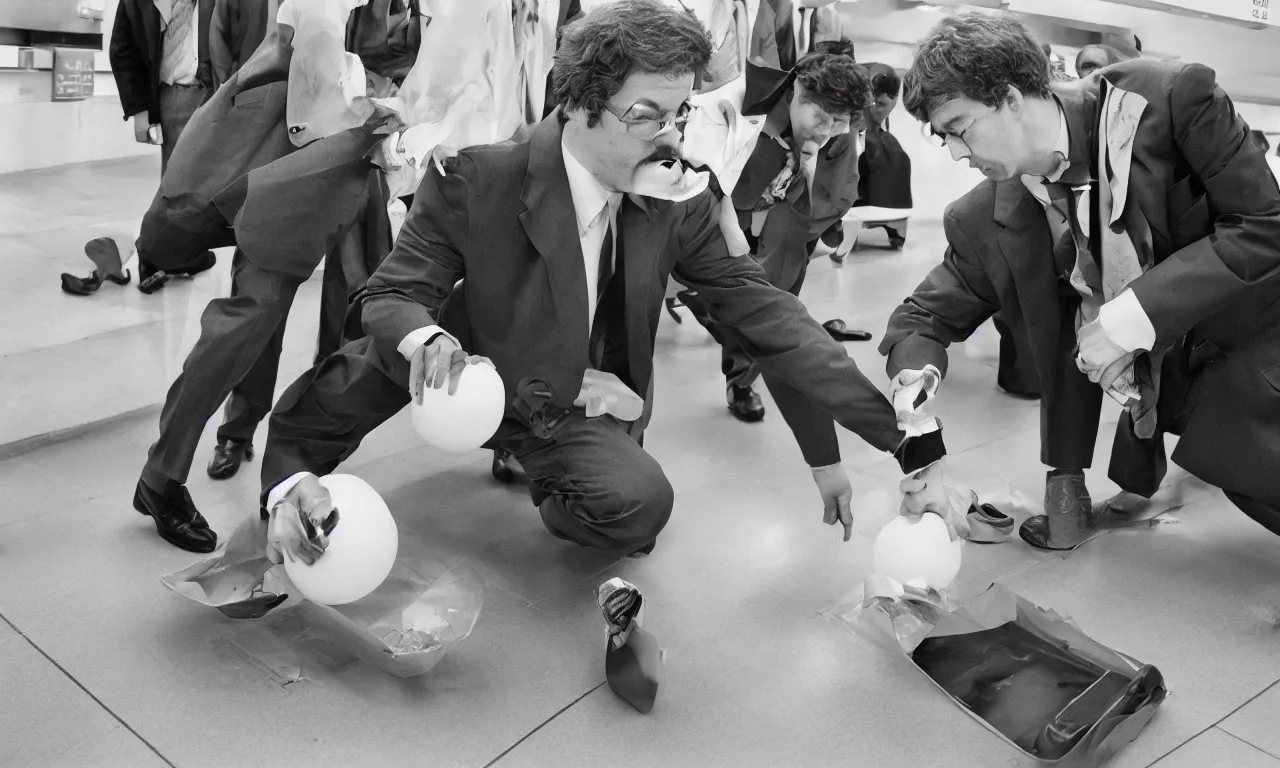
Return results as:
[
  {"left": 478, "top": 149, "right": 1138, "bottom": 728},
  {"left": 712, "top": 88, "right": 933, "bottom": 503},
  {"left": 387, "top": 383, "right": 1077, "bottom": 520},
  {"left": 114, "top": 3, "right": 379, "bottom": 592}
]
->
[
  {"left": 561, "top": 140, "right": 618, "bottom": 236},
  {"left": 1042, "top": 100, "right": 1072, "bottom": 183}
]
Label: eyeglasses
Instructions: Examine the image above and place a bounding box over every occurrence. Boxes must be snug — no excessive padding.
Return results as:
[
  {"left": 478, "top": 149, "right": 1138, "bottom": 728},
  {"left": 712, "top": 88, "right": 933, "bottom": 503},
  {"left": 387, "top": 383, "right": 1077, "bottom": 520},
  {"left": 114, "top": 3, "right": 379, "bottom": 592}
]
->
[
  {"left": 922, "top": 121, "right": 969, "bottom": 149},
  {"left": 602, "top": 100, "right": 695, "bottom": 141}
]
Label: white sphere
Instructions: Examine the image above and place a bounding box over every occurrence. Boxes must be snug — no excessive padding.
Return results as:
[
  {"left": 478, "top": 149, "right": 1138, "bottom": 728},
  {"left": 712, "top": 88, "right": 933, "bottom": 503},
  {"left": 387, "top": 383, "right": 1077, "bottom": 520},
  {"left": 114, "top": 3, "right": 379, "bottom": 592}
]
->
[
  {"left": 283, "top": 474, "right": 398, "bottom": 606},
  {"left": 411, "top": 363, "right": 506, "bottom": 454},
  {"left": 872, "top": 513, "right": 964, "bottom": 592}
]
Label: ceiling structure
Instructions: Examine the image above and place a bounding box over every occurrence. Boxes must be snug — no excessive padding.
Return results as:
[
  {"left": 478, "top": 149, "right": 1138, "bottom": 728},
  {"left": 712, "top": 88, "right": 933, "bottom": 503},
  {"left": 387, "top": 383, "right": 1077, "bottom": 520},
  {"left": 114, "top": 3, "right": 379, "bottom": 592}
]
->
[{"left": 836, "top": 0, "right": 1280, "bottom": 106}]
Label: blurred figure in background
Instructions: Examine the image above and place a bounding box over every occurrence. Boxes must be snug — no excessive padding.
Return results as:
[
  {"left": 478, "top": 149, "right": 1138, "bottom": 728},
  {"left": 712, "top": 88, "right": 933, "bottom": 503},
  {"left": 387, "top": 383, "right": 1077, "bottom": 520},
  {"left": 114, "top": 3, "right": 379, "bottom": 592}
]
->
[
  {"left": 1074, "top": 44, "right": 1132, "bottom": 78},
  {"left": 852, "top": 63, "right": 911, "bottom": 249}
]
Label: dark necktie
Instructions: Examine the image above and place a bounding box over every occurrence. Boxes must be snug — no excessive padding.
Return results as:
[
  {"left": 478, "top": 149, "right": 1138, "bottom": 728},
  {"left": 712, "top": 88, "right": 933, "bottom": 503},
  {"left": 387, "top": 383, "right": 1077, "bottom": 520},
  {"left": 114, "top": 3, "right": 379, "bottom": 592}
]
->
[{"left": 590, "top": 210, "right": 631, "bottom": 389}]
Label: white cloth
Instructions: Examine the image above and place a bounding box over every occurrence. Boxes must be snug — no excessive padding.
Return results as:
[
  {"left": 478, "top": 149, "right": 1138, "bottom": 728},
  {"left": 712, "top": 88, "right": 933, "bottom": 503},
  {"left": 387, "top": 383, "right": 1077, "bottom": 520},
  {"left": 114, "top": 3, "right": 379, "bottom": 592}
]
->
[
  {"left": 278, "top": 0, "right": 373, "bottom": 148},
  {"left": 683, "top": 77, "right": 766, "bottom": 198},
  {"left": 156, "top": 0, "right": 199, "bottom": 86}
]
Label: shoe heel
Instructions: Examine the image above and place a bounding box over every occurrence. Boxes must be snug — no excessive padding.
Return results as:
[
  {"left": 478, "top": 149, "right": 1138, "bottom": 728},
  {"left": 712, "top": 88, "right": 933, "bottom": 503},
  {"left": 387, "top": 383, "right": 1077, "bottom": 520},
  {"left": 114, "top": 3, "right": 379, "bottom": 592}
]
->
[{"left": 133, "top": 485, "right": 150, "bottom": 516}]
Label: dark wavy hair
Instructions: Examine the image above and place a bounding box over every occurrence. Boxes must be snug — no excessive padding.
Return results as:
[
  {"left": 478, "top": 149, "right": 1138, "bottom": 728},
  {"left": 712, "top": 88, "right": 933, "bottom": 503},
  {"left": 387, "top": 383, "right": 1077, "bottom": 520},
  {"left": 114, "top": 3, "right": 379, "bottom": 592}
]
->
[
  {"left": 552, "top": 0, "right": 712, "bottom": 127},
  {"left": 793, "top": 39, "right": 871, "bottom": 118},
  {"left": 871, "top": 68, "right": 902, "bottom": 99},
  {"left": 903, "top": 13, "right": 1051, "bottom": 123}
]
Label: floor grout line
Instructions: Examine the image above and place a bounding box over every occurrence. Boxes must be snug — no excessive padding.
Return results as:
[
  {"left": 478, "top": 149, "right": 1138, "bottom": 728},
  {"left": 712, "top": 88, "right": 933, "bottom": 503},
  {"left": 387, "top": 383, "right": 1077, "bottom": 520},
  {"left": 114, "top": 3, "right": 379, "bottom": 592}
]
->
[
  {"left": 1143, "top": 677, "right": 1280, "bottom": 767},
  {"left": 0, "top": 609, "right": 179, "bottom": 768},
  {"left": 1216, "top": 727, "right": 1280, "bottom": 762},
  {"left": 481, "top": 681, "right": 607, "bottom": 768}
]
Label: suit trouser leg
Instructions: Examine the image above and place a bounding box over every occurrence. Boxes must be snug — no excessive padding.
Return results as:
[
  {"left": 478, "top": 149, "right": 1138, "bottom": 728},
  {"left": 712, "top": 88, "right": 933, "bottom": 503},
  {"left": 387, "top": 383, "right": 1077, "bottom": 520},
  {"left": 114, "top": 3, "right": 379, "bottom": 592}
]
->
[
  {"left": 261, "top": 335, "right": 411, "bottom": 494},
  {"left": 498, "top": 412, "right": 674, "bottom": 553},
  {"left": 993, "top": 311, "right": 1041, "bottom": 397},
  {"left": 1040, "top": 297, "right": 1103, "bottom": 472},
  {"left": 158, "top": 83, "right": 212, "bottom": 176},
  {"left": 141, "top": 252, "right": 301, "bottom": 490}
]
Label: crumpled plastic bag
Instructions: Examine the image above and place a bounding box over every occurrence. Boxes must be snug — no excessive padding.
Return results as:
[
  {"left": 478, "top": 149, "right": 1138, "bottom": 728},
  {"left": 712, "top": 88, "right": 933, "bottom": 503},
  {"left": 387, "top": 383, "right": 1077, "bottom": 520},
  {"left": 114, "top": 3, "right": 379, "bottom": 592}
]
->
[
  {"left": 829, "top": 580, "right": 1166, "bottom": 765},
  {"left": 160, "top": 514, "right": 484, "bottom": 678}
]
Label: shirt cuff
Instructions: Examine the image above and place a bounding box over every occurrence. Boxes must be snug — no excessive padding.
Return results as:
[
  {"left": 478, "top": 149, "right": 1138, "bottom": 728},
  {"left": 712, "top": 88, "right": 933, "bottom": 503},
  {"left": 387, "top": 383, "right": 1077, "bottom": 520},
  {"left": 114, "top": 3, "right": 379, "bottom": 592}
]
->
[
  {"left": 266, "top": 472, "right": 314, "bottom": 514},
  {"left": 396, "top": 325, "right": 456, "bottom": 361},
  {"left": 1098, "top": 289, "right": 1156, "bottom": 353}
]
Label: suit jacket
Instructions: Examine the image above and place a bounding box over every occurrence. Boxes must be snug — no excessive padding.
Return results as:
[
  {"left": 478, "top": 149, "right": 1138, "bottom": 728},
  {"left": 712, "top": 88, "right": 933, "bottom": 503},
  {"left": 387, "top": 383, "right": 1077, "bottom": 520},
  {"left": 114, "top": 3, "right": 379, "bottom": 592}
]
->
[
  {"left": 137, "top": 29, "right": 384, "bottom": 279},
  {"left": 880, "top": 59, "right": 1280, "bottom": 499},
  {"left": 357, "top": 115, "right": 915, "bottom": 458},
  {"left": 109, "top": 0, "right": 216, "bottom": 123},
  {"left": 733, "top": 62, "right": 861, "bottom": 246},
  {"left": 210, "top": 0, "right": 274, "bottom": 86}
]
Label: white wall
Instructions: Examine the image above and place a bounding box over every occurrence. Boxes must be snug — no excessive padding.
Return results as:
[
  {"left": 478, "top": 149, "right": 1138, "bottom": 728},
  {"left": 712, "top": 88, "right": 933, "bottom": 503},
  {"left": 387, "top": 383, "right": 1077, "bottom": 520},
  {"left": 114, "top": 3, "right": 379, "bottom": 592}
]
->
[{"left": 0, "top": 0, "right": 157, "bottom": 174}]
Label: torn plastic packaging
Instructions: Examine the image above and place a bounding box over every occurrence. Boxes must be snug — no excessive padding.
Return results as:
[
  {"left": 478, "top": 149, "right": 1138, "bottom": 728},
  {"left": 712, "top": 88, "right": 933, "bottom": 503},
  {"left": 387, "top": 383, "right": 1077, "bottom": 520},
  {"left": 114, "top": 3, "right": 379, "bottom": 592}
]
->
[
  {"left": 160, "top": 514, "right": 484, "bottom": 679},
  {"left": 835, "top": 579, "right": 1166, "bottom": 765}
]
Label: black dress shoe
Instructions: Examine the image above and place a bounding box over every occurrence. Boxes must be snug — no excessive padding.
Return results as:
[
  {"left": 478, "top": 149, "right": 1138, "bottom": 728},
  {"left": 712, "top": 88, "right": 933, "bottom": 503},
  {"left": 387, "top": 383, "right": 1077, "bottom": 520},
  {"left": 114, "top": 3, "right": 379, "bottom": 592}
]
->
[
  {"left": 491, "top": 450, "right": 514, "bottom": 484},
  {"left": 207, "top": 438, "right": 254, "bottom": 480},
  {"left": 138, "top": 251, "right": 217, "bottom": 294},
  {"left": 727, "top": 385, "right": 765, "bottom": 423},
  {"left": 133, "top": 479, "right": 217, "bottom": 553}
]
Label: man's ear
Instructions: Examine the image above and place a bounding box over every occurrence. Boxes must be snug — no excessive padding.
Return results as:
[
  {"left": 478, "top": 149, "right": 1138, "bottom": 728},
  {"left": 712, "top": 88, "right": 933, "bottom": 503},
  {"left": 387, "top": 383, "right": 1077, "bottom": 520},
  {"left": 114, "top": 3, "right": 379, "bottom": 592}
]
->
[{"left": 1002, "top": 86, "right": 1025, "bottom": 114}]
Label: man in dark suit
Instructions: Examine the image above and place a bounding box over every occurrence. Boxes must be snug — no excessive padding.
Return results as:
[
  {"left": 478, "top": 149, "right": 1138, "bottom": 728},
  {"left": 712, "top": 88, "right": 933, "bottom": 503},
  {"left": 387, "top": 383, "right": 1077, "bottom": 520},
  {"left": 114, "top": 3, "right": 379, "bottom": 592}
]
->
[
  {"left": 877, "top": 14, "right": 1280, "bottom": 549},
  {"left": 684, "top": 41, "right": 868, "bottom": 423},
  {"left": 259, "top": 0, "right": 951, "bottom": 565},
  {"left": 109, "top": 0, "right": 217, "bottom": 173},
  {"left": 128, "top": 13, "right": 407, "bottom": 553}
]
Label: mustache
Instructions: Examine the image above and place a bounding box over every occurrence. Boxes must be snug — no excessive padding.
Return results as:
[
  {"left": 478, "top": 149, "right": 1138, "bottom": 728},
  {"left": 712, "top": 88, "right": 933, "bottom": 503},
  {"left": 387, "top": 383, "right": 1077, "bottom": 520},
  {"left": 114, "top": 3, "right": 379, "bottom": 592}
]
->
[{"left": 643, "top": 148, "right": 684, "bottom": 164}]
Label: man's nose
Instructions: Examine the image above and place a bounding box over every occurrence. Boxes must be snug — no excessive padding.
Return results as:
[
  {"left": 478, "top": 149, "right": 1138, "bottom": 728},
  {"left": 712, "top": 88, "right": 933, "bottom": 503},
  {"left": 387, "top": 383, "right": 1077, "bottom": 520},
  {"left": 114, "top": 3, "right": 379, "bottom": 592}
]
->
[
  {"left": 947, "top": 139, "right": 969, "bottom": 162},
  {"left": 653, "top": 130, "right": 682, "bottom": 152}
]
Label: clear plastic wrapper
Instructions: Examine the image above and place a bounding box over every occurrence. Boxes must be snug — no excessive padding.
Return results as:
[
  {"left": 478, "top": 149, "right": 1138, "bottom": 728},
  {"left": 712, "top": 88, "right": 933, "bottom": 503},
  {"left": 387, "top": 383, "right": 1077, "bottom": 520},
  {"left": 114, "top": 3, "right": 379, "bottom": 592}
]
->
[
  {"left": 832, "top": 579, "right": 1166, "bottom": 765},
  {"left": 160, "top": 515, "right": 484, "bottom": 679}
]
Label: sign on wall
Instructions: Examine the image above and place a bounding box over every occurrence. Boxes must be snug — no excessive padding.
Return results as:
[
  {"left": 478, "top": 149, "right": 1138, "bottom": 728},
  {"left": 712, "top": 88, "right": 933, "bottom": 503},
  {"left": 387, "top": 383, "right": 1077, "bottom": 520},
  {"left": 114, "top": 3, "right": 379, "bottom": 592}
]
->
[{"left": 52, "top": 46, "right": 94, "bottom": 101}]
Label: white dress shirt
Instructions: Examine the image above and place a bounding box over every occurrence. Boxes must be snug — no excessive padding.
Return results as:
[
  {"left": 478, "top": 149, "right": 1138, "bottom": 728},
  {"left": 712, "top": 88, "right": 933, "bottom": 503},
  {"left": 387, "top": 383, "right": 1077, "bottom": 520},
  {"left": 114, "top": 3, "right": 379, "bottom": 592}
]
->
[
  {"left": 269, "top": 142, "right": 623, "bottom": 510},
  {"left": 1019, "top": 103, "right": 1156, "bottom": 353}
]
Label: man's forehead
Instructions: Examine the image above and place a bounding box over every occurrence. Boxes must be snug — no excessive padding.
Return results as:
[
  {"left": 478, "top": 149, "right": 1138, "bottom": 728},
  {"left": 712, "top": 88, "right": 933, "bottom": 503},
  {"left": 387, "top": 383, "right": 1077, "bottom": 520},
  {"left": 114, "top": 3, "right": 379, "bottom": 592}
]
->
[
  {"left": 612, "top": 71, "right": 694, "bottom": 110},
  {"left": 928, "top": 98, "right": 976, "bottom": 131}
]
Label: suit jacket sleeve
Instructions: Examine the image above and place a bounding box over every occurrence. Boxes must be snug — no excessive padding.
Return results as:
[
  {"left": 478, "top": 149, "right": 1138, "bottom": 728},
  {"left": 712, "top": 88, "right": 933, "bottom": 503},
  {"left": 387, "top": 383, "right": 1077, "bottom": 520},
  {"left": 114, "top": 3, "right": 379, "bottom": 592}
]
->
[
  {"left": 109, "top": 1, "right": 152, "bottom": 121},
  {"left": 359, "top": 154, "right": 470, "bottom": 363},
  {"left": 671, "top": 191, "right": 907, "bottom": 459},
  {"left": 1128, "top": 63, "right": 1280, "bottom": 344},
  {"left": 210, "top": 0, "right": 234, "bottom": 86},
  {"left": 878, "top": 207, "right": 1000, "bottom": 379}
]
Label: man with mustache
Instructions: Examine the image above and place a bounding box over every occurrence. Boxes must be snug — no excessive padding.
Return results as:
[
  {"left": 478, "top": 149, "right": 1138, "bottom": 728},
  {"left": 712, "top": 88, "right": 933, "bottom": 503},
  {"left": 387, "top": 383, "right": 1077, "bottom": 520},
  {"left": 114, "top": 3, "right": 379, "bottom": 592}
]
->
[
  {"left": 256, "top": 0, "right": 955, "bottom": 565},
  {"left": 878, "top": 14, "right": 1280, "bottom": 549}
]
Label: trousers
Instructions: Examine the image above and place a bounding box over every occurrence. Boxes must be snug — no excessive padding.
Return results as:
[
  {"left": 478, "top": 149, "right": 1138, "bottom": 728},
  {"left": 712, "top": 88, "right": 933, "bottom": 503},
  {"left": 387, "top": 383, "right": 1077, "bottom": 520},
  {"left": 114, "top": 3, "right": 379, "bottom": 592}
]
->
[{"left": 261, "top": 335, "right": 673, "bottom": 554}]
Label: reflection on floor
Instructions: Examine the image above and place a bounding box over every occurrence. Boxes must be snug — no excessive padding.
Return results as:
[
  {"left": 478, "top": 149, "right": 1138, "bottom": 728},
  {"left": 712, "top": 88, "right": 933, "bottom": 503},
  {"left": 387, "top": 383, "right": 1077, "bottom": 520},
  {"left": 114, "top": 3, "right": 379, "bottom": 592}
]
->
[{"left": 1, "top": 157, "right": 1278, "bottom": 768}]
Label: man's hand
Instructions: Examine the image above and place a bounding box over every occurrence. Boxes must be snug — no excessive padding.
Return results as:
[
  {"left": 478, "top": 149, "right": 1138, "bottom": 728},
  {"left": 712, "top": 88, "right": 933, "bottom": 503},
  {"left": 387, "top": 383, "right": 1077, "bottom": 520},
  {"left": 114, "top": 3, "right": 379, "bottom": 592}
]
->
[
  {"left": 407, "top": 335, "right": 495, "bottom": 404},
  {"left": 133, "top": 113, "right": 158, "bottom": 145},
  {"left": 1075, "top": 318, "right": 1129, "bottom": 384},
  {"left": 812, "top": 463, "right": 853, "bottom": 541},
  {"left": 265, "top": 474, "right": 340, "bottom": 566},
  {"left": 899, "top": 460, "right": 972, "bottom": 542},
  {"left": 574, "top": 369, "right": 644, "bottom": 421}
]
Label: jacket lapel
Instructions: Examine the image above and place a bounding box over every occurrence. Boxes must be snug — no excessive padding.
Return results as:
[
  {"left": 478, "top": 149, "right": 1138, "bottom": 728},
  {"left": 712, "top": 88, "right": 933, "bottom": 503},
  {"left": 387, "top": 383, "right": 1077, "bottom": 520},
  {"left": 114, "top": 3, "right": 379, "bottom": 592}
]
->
[
  {"left": 993, "top": 180, "right": 1065, "bottom": 401},
  {"left": 141, "top": 0, "right": 162, "bottom": 68},
  {"left": 518, "top": 116, "right": 591, "bottom": 352}
]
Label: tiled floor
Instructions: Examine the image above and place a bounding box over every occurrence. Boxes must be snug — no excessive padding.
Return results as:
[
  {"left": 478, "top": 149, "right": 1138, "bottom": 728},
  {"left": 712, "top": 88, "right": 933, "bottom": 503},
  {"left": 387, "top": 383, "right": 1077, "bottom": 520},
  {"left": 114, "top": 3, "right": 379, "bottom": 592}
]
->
[{"left": 1, "top": 157, "right": 1278, "bottom": 768}]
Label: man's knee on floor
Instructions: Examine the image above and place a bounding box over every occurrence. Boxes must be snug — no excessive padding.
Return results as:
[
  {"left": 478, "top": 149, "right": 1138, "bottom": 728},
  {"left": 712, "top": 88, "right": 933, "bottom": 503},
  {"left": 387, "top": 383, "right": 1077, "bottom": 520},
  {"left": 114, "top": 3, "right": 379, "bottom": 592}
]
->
[{"left": 613, "top": 464, "right": 675, "bottom": 538}]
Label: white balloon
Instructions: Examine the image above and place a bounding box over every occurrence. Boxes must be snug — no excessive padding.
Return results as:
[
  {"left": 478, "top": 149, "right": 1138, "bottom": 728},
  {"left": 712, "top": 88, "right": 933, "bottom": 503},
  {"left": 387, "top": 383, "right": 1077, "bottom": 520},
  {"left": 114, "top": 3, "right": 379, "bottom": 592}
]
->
[
  {"left": 411, "top": 363, "right": 506, "bottom": 454},
  {"left": 873, "top": 513, "right": 964, "bottom": 592},
  {"left": 283, "top": 474, "right": 399, "bottom": 606}
]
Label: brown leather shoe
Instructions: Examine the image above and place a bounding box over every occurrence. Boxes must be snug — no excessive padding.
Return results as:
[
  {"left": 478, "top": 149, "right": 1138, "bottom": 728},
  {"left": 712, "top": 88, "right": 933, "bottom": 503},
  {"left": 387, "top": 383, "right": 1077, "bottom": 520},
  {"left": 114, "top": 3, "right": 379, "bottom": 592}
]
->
[{"left": 1019, "top": 470, "right": 1101, "bottom": 551}]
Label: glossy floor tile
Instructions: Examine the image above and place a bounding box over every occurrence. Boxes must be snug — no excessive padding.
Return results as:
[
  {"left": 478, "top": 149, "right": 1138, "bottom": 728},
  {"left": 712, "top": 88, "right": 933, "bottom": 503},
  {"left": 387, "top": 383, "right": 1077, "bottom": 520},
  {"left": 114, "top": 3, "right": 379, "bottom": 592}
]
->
[{"left": 1, "top": 157, "right": 1275, "bottom": 767}]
